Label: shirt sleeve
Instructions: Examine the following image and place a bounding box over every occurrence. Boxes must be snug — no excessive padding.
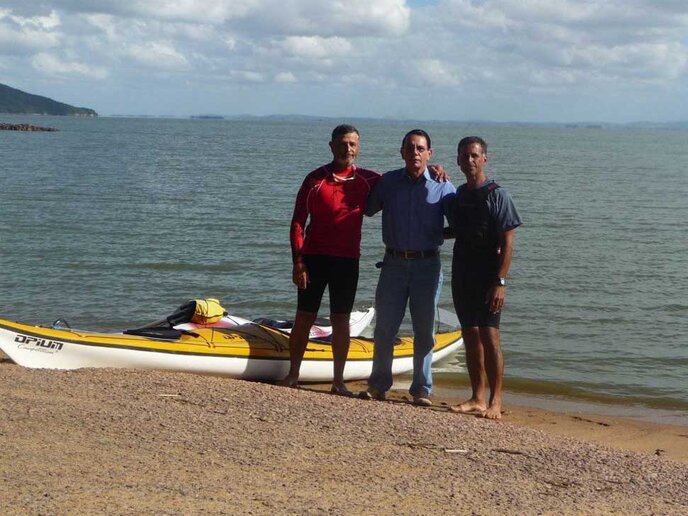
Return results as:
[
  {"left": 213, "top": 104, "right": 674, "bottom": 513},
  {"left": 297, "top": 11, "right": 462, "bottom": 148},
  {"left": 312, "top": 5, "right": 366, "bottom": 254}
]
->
[
  {"left": 289, "top": 177, "right": 311, "bottom": 261},
  {"left": 491, "top": 187, "right": 523, "bottom": 232}
]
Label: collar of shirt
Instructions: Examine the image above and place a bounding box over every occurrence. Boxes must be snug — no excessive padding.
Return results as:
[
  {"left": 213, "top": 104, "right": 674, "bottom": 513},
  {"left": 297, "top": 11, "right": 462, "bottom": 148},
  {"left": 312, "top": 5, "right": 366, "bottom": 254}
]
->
[
  {"left": 325, "top": 164, "right": 356, "bottom": 182},
  {"left": 404, "top": 167, "right": 430, "bottom": 183},
  {"left": 464, "top": 177, "right": 492, "bottom": 190}
]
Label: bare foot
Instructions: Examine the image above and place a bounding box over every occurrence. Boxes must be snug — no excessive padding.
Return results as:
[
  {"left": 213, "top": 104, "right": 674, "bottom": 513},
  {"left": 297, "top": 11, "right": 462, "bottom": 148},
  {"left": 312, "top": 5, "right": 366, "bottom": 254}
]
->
[
  {"left": 483, "top": 402, "right": 503, "bottom": 420},
  {"left": 449, "top": 398, "right": 486, "bottom": 414},
  {"left": 330, "top": 384, "right": 353, "bottom": 397},
  {"left": 278, "top": 376, "right": 298, "bottom": 388}
]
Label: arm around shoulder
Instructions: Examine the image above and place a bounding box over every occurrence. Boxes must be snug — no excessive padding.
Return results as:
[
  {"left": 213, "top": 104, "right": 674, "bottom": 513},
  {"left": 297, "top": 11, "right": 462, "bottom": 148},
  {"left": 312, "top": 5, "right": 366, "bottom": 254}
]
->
[
  {"left": 364, "top": 177, "right": 383, "bottom": 217},
  {"left": 442, "top": 190, "right": 457, "bottom": 237}
]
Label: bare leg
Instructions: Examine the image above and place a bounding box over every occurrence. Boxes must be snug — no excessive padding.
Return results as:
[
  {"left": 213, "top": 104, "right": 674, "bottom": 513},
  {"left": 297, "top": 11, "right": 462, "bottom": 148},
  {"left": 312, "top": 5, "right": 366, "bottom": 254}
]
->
[
  {"left": 451, "top": 327, "right": 487, "bottom": 413},
  {"left": 480, "top": 326, "right": 503, "bottom": 419},
  {"left": 329, "top": 313, "right": 352, "bottom": 395},
  {"left": 280, "top": 310, "right": 317, "bottom": 387}
]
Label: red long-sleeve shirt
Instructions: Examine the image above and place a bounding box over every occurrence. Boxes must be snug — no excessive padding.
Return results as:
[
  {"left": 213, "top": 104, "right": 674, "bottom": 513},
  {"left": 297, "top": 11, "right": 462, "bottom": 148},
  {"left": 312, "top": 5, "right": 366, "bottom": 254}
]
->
[{"left": 290, "top": 165, "right": 380, "bottom": 260}]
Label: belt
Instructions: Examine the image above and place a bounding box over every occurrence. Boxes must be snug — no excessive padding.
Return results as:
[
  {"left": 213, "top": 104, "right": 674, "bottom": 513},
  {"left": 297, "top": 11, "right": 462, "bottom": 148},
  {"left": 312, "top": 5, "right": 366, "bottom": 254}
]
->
[{"left": 386, "top": 248, "right": 438, "bottom": 259}]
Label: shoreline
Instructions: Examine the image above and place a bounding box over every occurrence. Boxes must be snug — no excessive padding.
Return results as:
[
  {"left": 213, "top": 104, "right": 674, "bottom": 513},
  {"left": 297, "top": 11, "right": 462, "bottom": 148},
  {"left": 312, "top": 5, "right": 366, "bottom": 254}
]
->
[
  {"left": 1, "top": 362, "right": 687, "bottom": 514},
  {"left": 315, "top": 380, "right": 688, "bottom": 465},
  {"left": 432, "top": 370, "right": 688, "bottom": 422},
  {"left": 2, "top": 350, "right": 686, "bottom": 464}
]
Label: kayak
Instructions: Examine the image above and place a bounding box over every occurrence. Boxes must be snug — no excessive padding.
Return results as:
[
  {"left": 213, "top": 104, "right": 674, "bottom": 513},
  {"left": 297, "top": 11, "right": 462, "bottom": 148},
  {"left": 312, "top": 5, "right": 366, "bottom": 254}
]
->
[
  {"left": 177, "top": 307, "right": 375, "bottom": 339},
  {"left": 0, "top": 317, "right": 462, "bottom": 382}
]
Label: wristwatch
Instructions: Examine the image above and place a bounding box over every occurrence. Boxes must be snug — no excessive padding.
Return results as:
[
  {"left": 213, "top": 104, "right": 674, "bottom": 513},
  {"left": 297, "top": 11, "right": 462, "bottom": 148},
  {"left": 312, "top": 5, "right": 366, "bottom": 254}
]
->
[{"left": 495, "top": 277, "right": 506, "bottom": 287}]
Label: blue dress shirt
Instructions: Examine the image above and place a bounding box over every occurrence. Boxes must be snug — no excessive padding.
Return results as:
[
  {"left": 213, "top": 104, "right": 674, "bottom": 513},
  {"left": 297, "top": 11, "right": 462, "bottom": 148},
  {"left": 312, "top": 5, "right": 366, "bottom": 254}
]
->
[{"left": 365, "top": 167, "right": 456, "bottom": 251}]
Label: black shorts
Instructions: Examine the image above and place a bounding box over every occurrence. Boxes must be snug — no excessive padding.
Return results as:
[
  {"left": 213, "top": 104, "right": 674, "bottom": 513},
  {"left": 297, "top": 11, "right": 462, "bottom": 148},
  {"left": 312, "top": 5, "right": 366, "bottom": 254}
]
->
[
  {"left": 297, "top": 255, "right": 359, "bottom": 314},
  {"left": 451, "top": 272, "right": 501, "bottom": 329}
]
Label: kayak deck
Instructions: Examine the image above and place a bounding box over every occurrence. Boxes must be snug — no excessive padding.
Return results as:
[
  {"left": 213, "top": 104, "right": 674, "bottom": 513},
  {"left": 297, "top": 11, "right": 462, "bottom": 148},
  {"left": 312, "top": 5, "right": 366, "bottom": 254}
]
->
[{"left": 0, "top": 318, "right": 463, "bottom": 381}]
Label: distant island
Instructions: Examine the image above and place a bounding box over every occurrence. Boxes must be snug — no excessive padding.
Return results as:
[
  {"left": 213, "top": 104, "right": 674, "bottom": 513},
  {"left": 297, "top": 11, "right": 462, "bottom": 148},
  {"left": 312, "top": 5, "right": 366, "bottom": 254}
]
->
[
  {"left": 211, "top": 114, "right": 688, "bottom": 129},
  {"left": 0, "top": 82, "right": 97, "bottom": 117}
]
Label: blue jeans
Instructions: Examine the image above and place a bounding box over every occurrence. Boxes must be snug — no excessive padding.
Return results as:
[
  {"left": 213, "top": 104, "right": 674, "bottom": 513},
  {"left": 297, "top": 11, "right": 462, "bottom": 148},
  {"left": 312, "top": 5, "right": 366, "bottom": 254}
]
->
[{"left": 368, "top": 253, "right": 443, "bottom": 397}]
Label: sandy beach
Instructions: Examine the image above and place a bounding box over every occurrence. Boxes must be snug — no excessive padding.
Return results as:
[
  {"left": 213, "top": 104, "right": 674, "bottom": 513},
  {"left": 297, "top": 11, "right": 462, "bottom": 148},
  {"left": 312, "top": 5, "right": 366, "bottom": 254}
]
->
[{"left": 1, "top": 357, "right": 687, "bottom": 515}]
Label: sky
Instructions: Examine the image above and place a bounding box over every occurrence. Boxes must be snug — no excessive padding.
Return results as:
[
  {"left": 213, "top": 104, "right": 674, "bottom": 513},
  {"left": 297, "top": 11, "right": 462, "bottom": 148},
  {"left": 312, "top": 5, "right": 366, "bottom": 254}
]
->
[{"left": 1, "top": 0, "right": 687, "bottom": 123}]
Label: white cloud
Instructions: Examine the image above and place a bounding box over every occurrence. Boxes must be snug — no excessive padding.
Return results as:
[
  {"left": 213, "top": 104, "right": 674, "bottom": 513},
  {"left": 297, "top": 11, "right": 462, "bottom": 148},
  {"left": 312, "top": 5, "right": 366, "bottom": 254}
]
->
[
  {"left": 429, "top": 0, "right": 688, "bottom": 90},
  {"left": 275, "top": 71, "right": 297, "bottom": 83},
  {"left": 406, "top": 59, "right": 463, "bottom": 87},
  {"left": 8, "top": 9, "right": 61, "bottom": 29},
  {"left": 229, "top": 70, "right": 264, "bottom": 82},
  {"left": 82, "top": 13, "right": 117, "bottom": 39},
  {"left": 251, "top": 0, "right": 409, "bottom": 37},
  {"left": 127, "top": 0, "right": 253, "bottom": 24},
  {"left": 31, "top": 52, "right": 108, "bottom": 79},
  {"left": 279, "top": 36, "right": 352, "bottom": 59},
  {"left": 123, "top": 41, "right": 190, "bottom": 71},
  {"left": 0, "top": 9, "right": 62, "bottom": 54},
  {"left": 1, "top": 1, "right": 687, "bottom": 121},
  {"left": 36, "top": 0, "right": 410, "bottom": 36}
]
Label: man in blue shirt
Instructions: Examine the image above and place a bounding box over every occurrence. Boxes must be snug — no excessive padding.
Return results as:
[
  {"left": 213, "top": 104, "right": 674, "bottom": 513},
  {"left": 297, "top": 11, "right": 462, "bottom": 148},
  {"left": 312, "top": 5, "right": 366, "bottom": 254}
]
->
[{"left": 361, "top": 129, "right": 456, "bottom": 406}]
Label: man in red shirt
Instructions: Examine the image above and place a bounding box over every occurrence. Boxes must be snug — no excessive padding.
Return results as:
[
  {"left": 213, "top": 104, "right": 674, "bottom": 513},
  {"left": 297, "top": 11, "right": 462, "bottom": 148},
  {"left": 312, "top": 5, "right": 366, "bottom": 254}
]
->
[{"left": 283, "top": 125, "right": 380, "bottom": 394}]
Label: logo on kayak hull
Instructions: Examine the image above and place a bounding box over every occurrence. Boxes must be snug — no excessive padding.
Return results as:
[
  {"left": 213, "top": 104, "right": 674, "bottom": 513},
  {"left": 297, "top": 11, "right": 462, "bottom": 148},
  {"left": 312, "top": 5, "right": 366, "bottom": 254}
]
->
[{"left": 15, "top": 334, "right": 64, "bottom": 353}]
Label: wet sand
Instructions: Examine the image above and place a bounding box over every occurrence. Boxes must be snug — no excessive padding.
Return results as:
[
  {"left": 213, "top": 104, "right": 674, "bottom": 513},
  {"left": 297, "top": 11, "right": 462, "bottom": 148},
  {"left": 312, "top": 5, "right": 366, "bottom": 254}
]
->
[
  {"left": 343, "top": 380, "right": 688, "bottom": 465},
  {"left": 1, "top": 361, "right": 687, "bottom": 515}
]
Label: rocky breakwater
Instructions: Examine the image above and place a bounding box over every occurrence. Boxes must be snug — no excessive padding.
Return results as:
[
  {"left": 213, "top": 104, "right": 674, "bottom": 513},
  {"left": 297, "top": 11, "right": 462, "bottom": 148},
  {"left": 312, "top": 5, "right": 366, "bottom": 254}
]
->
[{"left": 0, "top": 122, "right": 58, "bottom": 132}]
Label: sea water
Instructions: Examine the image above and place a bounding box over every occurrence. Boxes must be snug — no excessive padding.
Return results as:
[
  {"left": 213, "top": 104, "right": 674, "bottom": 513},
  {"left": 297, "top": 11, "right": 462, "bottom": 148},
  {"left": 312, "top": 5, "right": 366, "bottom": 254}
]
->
[{"left": 1, "top": 115, "right": 687, "bottom": 423}]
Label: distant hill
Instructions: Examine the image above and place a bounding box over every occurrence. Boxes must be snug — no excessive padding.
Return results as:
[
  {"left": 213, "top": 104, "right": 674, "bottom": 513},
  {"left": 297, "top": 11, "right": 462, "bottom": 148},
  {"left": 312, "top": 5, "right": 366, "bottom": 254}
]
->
[{"left": 0, "top": 83, "right": 97, "bottom": 116}]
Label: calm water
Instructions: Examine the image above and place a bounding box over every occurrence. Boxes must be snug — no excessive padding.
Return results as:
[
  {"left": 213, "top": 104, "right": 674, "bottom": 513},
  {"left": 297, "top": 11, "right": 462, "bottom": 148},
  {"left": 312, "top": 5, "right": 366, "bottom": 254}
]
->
[{"left": 1, "top": 115, "right": 687, "bottom": 422}]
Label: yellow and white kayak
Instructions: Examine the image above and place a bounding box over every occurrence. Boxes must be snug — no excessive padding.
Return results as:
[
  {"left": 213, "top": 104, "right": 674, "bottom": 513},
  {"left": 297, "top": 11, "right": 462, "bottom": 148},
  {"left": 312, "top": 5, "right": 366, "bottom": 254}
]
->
[
  {"left": 178, "top": 307, "right": 376, "bottom": 339},
  {"left": 0, "top": 318, "right": 462, "bottom": 382}
]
